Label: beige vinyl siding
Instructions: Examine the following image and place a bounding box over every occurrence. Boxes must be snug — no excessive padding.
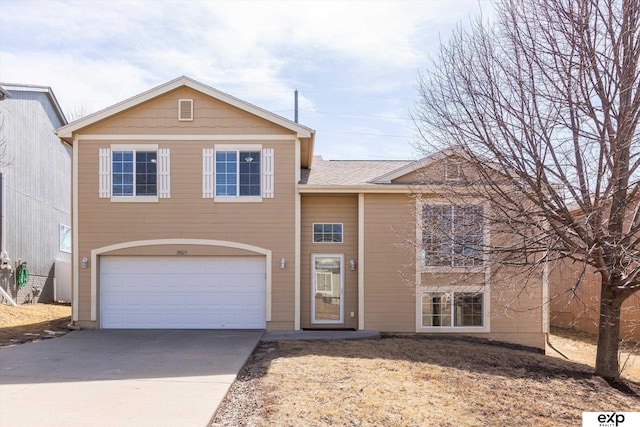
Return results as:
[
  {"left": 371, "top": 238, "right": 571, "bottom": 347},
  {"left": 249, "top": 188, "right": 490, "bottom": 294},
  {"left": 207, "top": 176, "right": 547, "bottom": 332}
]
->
[
  {"left": 82, "top": 87, "right": 293, "bottom": 136},
  {"left": 392, "top": 156, "right": 483, "bottom": 184},
  {"left": 301, "top": 194, "right": 358, "bottom": 329},
  {"left": 361, "top": 193, "right": 545, "bottom": 349},
  {"left": 75, "top": 138, "right": 296, "bottom": 328},
  {"left": 362, "top": 194, "right": 416, "bottom": 332},
  {"left": 419, "top": 272, "right": 544, "bottom": 349}
]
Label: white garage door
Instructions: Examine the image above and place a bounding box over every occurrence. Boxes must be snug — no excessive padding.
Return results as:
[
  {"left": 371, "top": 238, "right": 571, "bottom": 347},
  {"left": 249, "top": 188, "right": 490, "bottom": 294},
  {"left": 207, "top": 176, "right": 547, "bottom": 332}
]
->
[{"left": 100, "top": 256, "right": 266, "bottom": 329}]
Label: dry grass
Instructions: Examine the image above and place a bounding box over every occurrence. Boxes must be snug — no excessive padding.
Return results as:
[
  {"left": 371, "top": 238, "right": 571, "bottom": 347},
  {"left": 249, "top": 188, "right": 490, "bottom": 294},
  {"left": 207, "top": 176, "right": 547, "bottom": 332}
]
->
[
  {"left": 212, "top": 336, "right": 640, "bottom": 427},
  {"left": 0, "top": 302, "right": 71, "bottom": 346}
]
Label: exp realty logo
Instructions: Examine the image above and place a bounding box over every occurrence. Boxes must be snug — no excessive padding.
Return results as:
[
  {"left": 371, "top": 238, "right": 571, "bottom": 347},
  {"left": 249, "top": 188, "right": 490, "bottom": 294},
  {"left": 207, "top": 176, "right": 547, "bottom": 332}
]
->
[{"left": 583, "top": 412, "right": 639, "bottom": 427}]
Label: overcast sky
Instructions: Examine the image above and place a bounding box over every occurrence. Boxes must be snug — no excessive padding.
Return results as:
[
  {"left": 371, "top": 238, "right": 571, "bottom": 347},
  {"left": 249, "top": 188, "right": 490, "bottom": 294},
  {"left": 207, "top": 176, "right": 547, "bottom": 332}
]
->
[{"left": 0, "top": 0, "right": 492, "bottom": 160}]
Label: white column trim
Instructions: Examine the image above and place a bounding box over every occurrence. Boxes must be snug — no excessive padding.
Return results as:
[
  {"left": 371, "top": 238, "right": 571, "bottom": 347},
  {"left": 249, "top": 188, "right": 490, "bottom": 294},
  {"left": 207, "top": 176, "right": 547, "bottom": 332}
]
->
[
  {"left": 358, "top": 193, "right": 365, "bottom": 330},
  {"left": 294, "top": 138, "right": 301, "bottom": 330},
  {"left": 72, "top": 136, "right": 79, "bottom": 322}
]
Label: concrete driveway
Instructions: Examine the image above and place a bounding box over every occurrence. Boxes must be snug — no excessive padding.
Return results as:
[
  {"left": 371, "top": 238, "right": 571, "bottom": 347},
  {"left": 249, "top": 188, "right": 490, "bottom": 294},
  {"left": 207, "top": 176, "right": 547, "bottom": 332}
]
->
[{"left": 0, "top": 329, "right": 263, "bottom": 427}]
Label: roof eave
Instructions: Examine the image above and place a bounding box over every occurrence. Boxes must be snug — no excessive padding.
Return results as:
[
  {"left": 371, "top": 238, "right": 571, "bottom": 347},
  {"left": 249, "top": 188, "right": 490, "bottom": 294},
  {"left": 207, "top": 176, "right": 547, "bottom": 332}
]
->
[{"left": 56, "top": 75, "right": 313, "bottom": 142}]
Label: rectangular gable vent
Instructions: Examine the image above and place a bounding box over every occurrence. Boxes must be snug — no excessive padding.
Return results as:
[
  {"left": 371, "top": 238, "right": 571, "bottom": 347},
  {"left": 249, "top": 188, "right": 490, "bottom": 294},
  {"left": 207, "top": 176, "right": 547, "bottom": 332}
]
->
[
  {"left": 445, "top": 162, "right": 463, "bottom": 181},
  {"left": 178, "top": 99, "right": 193, "bottom": 121}
]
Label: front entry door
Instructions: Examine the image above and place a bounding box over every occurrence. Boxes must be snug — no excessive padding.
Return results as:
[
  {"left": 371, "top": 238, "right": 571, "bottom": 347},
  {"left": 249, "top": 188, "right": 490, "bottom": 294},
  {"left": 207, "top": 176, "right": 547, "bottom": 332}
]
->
[{"left": 311, "top": 254, "right": 344, "bottom": 324}]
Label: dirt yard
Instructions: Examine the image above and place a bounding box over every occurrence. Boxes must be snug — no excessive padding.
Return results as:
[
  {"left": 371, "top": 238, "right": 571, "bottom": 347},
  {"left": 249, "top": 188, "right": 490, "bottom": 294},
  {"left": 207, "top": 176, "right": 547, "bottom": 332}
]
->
[
  {"left": 212, "top": 335, "right": 640, "bottom": 427},
  {"left": 1, "top": 304, "right": 638, "bottom": 426},
  {"left": 0, "top": 302, "right": 71, "bottom": 347}
]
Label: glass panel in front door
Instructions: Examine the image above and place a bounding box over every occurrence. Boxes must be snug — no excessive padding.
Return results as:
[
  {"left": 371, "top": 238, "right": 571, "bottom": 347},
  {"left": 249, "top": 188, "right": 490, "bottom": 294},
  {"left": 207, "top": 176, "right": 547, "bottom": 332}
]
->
[{"left": 313, "top": 255, "right": 342, "bottom": 323}]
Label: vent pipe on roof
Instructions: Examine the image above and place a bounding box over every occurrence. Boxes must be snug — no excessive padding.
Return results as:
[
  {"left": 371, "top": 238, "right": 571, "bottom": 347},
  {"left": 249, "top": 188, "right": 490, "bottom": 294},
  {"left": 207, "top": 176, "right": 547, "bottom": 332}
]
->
[{"left": 294, "top": 89, "right": 298, "bottom": 123}]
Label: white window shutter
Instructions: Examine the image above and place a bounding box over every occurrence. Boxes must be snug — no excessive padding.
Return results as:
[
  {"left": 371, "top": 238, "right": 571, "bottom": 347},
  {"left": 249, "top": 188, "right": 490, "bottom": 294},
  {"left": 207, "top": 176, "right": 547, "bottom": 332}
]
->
[
  {"left": 158, "top": 148, "right": 171, "bottom": 198},
  {"left": 203, "top": 148, "right": 214, "bottom": 198},
  {"left": 99, "top": 148, "right": 111, "bottom": 198},
  {"left": 262, "top": 148, "right": 274, "bottom": 198}
]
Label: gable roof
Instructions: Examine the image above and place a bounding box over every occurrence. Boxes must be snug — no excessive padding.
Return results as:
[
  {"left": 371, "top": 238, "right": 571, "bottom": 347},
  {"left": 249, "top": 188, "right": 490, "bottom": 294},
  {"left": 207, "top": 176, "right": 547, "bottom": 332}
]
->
[
  {"left": 56, "top": 75, "right": 314, "bottom": 140},
  {"left": 301, "top": 156, "right": 412, "bottom": 186},
  {"left": 0, "top": 83, "right": 67, "bottom": 125},
  {"left": 368, "top": 148, "right": 465, "bottom": 184}
]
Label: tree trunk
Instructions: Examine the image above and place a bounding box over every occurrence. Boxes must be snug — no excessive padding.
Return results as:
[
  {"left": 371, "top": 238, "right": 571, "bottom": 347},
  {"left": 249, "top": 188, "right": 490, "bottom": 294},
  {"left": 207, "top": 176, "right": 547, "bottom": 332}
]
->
[{"left": 594, "top": 285, "right": 624, "bottom": 380}]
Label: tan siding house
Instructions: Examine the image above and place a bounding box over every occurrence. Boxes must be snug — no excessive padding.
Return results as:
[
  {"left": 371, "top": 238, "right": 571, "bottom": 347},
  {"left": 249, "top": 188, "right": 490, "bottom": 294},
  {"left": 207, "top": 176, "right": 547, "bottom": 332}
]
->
[{"left": 57, "top": 76, "right": 546, "bottom": 349}]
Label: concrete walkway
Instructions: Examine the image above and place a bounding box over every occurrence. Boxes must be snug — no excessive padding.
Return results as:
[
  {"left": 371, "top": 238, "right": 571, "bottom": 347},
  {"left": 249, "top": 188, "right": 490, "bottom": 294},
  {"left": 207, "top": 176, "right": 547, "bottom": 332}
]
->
[
  {"left": 262, "top": 330, "right": 380, "bottom": 342},
  {"left": 0, "top": 330, "right": 262, "bottom": 427}
]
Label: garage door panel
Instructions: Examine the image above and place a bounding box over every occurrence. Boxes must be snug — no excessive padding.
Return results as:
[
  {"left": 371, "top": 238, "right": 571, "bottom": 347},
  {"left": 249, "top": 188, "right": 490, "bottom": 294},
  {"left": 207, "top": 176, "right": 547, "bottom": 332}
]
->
[{"left": 100, "top": 256, "right": 266, "bottom": 329}]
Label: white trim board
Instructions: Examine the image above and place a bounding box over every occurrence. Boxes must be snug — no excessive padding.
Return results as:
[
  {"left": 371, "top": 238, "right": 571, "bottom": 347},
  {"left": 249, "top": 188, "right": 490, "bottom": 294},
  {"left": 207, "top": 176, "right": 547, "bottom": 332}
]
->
[{"left": 75, "top": 134, "right": 298, "bottom": 141}]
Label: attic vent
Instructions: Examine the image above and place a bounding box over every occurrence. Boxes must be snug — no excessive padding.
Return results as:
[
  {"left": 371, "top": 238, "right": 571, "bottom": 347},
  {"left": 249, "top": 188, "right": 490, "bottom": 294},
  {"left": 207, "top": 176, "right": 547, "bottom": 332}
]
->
[
  {"left": 445, "top": 162, "right": 463, "bottom": 181},
  {"left": 178, "top": 99, "right": 193, "bottom": 121}
]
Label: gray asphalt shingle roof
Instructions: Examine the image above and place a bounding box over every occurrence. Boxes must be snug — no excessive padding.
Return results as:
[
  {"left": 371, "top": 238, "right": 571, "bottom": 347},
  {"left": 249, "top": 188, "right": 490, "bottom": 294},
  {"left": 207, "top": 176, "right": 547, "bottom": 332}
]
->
[{"left": 300, "top": 156, "right": 412, "bottom": 186}]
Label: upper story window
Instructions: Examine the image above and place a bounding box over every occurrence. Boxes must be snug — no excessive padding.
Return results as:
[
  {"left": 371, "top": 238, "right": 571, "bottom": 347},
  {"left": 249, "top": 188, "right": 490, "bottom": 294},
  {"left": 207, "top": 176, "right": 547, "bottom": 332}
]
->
[
  {"left": 215, "top": 150, "right": 261, "bottom": 197},
  {"left": 313, "top": 223, "right": 343, "bottom": 243},
  {"left": 99, "top": 145, "right": 170, "bottom": 201},
  {"left": 203, "top": 146, "right": 273, "bottom": 201},
  {"left": 112, "top": 150, "right": 157, "bottom": 196},
  {"left": 422, "top": 204, "right": 484, "bottom": 267}
]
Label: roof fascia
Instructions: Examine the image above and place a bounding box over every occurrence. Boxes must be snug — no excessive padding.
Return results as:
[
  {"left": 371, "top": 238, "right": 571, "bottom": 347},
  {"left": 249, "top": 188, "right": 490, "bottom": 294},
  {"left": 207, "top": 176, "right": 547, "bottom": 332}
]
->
[
  {"left": 0, "top": 85, "right": 10, "bottom": 99},
  {"left": 298, "top": 184, "right": 413, "bottom": 194},
  {"left": 0, "top": 83, "right": 67, "bottom": 125},
  {"left": 369, "top": 147, "right": 480, "bottom": 184},
  {"left": 56, "top": 76, "right": 312, "bottom": 140}
]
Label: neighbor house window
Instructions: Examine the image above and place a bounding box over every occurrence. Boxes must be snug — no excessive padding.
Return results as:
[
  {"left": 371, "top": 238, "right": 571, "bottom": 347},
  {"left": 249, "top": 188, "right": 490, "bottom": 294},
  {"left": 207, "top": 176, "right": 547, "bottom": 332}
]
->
[
  {"left": 215, "top": 150, "right": 261, "bottom": 197},
  {"left": 313, "top": 223, "right": 343, "bottom": 243},
  {"left": 59, "top": 224, "right": 71, "bottom": 253},
  {"left": 112, "top": 150, "right": 157, "bottom": 196},
  {"left": 422, "top": 205, "right": 483, "bottom": 267},
  {"left": 422, "top": 291, "right": 484, "bottom": 327}
]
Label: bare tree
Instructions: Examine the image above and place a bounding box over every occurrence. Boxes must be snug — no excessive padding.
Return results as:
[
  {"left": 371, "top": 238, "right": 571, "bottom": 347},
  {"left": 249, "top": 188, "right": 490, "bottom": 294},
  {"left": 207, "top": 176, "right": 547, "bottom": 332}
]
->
[
  {"left": 413, "top": 0, "right": 640, "bottom": 380},
  {"left": 66, "top": 103, "right": 93, "bottom": 122}
]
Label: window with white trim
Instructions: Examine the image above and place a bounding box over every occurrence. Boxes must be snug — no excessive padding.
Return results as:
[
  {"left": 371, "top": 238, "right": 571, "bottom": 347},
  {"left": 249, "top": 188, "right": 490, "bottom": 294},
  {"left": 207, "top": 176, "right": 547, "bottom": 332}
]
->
[
  {"left": 422, "top": 291, "right": 484, "bottom": 327},
  {"left": 422, "top": 204, "right": 484, "bottom": 267},
  {"left": 59, "top": 224, "right": 71, "bottom": 253},
  {"left": 112, "top": 150, "right": 157, "bottom": 196},
  {"left": 313, "top": 223, "right": 343, "bottom": 243},
  {"left": 98, "top": 146, "right": 170, "bottom": 200},
  {"left": 215, "top": 150, "right": 261, "bottom": 197}
]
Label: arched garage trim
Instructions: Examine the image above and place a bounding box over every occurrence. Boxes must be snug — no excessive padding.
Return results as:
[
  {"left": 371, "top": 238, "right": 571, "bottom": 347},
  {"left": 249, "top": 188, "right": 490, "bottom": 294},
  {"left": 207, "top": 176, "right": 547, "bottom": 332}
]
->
[{"left": 90, "top": 239, "right": 272, "bottom": 323}]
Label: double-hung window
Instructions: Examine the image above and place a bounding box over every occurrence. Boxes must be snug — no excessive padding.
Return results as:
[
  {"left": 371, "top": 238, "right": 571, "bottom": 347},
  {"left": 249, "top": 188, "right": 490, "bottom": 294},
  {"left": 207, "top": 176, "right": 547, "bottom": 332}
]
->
[
  {"left": 422, "top": 204, "right": 484, "bottom": 267},
  {"left": 421, "top": 290, "right": 484, "bottom": 328},
  {"left": 112, "top": 150, "right": 157, "bottom": 197},
  {"left": 99, "top": 145, "right": 170, "bottom": 201},
  {"left": 215, "top": 150, "right": 261, "bottom": 197}
]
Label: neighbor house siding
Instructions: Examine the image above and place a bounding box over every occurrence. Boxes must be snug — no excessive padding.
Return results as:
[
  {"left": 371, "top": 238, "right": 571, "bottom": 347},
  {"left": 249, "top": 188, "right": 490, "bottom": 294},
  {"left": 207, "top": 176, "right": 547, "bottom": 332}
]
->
[
  {"left": 300, "top": 194, "right": 358, "bottom": 329},
  {"left": 0, "top": 88, "right": 71, "bottom": 303},
  {"left": 362, "top": 193, "right": 416, "bottom": 332}
]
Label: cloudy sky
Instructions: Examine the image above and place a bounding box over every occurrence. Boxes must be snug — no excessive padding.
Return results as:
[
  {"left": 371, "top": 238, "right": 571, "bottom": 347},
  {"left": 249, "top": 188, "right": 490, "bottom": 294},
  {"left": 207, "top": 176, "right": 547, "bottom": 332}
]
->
[{"left": 0, "top": 0, "right": 491, "bottom": 160}]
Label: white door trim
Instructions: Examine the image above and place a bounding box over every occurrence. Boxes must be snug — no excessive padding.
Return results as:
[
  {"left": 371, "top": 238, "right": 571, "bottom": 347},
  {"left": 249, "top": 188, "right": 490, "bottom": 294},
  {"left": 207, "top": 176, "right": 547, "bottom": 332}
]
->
[{"left": 90, "top": 239, "right": 272, "bottom": 323}]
